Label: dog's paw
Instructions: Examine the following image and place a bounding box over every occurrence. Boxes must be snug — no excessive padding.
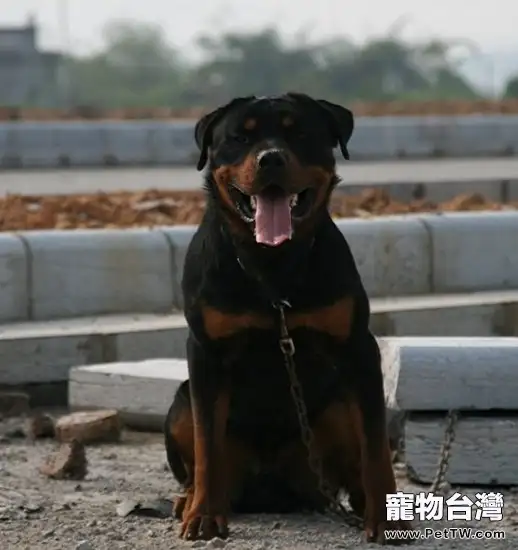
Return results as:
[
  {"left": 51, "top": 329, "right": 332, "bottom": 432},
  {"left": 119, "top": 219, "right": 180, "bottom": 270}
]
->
[
  {"left": 364, "top": 519, "right": 414, "bottom": 545},
  {"left": 180, "top": 508, "right": 229, "bottom": 541}
]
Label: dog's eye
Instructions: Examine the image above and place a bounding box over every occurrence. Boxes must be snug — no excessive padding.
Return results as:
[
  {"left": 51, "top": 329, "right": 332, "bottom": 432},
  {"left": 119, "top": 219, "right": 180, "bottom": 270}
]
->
[{"left": 231, "top": 134, "right": 249, "bottom": 144}]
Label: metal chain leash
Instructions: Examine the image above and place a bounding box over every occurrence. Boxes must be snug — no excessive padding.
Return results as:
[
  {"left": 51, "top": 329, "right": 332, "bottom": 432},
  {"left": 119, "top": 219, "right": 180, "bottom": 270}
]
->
[
  {"left": 428, "top": 410, "right": 458, "bottom": 495},
  {"left": 274, "top": 301, "right": 459, "bottom": 526},
  {"left": 274, "top": 302, "right": 362, "bottom": 528}
]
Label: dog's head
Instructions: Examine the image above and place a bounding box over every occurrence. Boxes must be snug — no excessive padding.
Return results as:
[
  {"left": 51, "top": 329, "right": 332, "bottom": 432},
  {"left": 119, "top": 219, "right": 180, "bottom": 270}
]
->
[{"left": 195, "top": 93, "right": 354, "bottom": 247}]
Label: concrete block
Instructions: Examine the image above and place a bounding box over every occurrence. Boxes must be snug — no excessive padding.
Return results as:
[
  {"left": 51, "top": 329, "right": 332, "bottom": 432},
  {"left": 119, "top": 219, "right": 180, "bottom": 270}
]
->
[
  {"left": 380, "top": 336, "right": 518, "bottom": 411},
  {"left": 23, "top": 229, "right": 174, "bottom": 320},
  {"left": 104, "top": 122, "right": 153, "bottom": 165},
  {"left": 421, "top": 211, "right": 518, "bottom": 292},
  {"left": 69, "top": 359, "right": 188, "bottom": 430},
  {"left": 55, "top": 123, "right": 106, "bottom": 167},
  {"left": 405, "top": 415, "right": 518, "bottom": 486},
  {"left": 335, "top": 217, "right": 431, "bottom": 297},
  {"left": 159, "top": 226, "right": 196, "bottom": 309},
  {"left": 12, "top": 123, "right": 60, "bottom": 168},
  {"left": 508, "top": 180, "right": 518, "bottom": 201},
  {"left": 0, "top": 332, "right": 105, "bottom": 385},
  {"left": 115, "top": 325, "right": 188, "bottom": 361},
  {"left": 372, "top": 304, "right": 507, "bottom": 337},
  {"left": 0, "top": 234, "right": 29, "bottom": 322},
  {"left": 0, "top": 313, "right": 188, "bottom": 385}
]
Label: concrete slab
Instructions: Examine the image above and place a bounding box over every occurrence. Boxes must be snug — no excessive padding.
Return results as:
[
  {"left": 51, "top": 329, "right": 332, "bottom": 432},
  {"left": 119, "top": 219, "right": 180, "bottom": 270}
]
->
[
  {"left": 335, "top": 217, "right": 432, "bottom": 297},
  {"left": 0, "top": 233, "right": 29, "bottom": 322},
  {"left": 0, "top": 313, "right": 187, "bottom": 385},
  {"left": 421, "top": 211, "right": 518, "bottom": 293},
  {"left": 381, "top": 336, "right": 518, "bottom": 411},
  {"left": 1, "top": 290, "right": 518, "bottom": 386},
  {"left": 405, "top": 415, "right": 518, "bottom": 486},
  {"left": 69, "top": 359, "right": 188, "bottom": 429},
  {"left": 23, "top": 228, "right": 174, "bottom": 320}
]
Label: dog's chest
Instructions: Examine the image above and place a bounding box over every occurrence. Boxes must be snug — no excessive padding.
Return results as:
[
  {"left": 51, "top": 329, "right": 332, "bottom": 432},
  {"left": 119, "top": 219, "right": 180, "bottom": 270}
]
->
[{"left": 201, "top": 295, "right": 355, "bottom": 343}]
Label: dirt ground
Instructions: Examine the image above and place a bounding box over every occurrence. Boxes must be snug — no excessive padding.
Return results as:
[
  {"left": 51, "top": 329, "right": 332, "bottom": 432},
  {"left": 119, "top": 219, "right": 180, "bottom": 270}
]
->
[
  {"left": 0, "top": 188, "right": 516, "bottom": 231},
  {"left": 1, "top": 415, "right": 517, "bottom": 550}
]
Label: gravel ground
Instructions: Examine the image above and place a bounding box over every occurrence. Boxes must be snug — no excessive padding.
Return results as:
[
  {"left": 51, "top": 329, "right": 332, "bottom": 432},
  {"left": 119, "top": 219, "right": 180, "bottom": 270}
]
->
[{"left": 1, "top": 421, "right": 517, "bottom": 550}]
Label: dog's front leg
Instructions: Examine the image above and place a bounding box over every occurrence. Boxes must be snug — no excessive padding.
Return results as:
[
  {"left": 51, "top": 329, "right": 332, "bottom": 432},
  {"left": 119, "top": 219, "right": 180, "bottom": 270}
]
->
[
  {"left": 344, "top": 330, "right": 412, "bottom": 545},
  {"left": 181, "top": 333, "right": 230, "bottom": 541}
]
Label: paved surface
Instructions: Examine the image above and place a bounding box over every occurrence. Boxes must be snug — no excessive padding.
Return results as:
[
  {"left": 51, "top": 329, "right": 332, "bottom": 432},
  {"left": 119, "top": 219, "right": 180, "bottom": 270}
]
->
[
  {"left": 1, "top": 157, "right": 518, "bottom": 196},
  {"left": 0, "top": 426, "right": 516, "bottom": 550}
]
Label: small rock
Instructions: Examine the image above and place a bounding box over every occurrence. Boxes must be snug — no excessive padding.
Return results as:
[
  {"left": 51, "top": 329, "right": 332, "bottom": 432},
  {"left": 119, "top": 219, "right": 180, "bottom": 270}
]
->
[
  {"left": 87, "top": 519, "right": 97, "bottom": 527},
  {"left": 75, "top": 541, "right": 94, "bottom": 550},
  {"left": 42, "top": 528, "right": 55, "bottom": 538},
  {"left": 116, "top": 500, "right": 139, "bottom": 518},
  {"left": 191, "top": 542, "right": 207, "bottom": 548},
  {"left": 39, "top": 440, "right": 87, "bottom": 480},
  {"left": 21, "top": 502, "right": 42, "bottom": 513},
  {"left": 207, "top": 538, "right": 226, "bottom": 548},
  {"left": 26, "top": 413, "right": 55, "bottom": 439},
  {"left": 147, "top": 529, "right": 155, "bottom": 537},
  {"left": 272, "top": 521, "right": 282, "bottom": 529},
  {"left": 55, "top": 410, "right": 122, "bottom": 444},
  {"left": 116, "top": 498, "right": 173, "bottom": 519}
]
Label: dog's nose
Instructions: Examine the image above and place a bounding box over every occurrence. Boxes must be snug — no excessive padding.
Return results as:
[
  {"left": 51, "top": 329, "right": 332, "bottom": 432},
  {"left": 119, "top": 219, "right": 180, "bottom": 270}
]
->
[{"left": 257, "top": 149, "right": 287, "bottom": 170}]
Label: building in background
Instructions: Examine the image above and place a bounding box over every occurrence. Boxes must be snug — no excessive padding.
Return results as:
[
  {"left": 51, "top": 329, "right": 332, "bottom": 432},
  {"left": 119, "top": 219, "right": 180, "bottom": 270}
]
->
[{"left": 0, "top": 18, "right": 62, "bottom": 107}]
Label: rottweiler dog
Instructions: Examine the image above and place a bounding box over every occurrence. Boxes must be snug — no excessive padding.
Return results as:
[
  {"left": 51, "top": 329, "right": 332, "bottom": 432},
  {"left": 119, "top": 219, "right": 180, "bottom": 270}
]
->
[{"left": 164, "top": 93, "right": 411, "bottom": 544}]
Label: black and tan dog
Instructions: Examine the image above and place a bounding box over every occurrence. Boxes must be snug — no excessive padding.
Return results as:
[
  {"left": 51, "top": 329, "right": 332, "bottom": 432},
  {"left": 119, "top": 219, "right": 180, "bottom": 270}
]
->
[{"left": 164, "top": 93, "right": 411, "bottom": 544}]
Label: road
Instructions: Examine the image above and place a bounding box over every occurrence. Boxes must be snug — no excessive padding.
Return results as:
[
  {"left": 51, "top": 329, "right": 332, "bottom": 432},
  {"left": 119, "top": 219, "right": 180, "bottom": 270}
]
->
[{"left": 0, "top": 157, "right": 517, "bottom": 196}]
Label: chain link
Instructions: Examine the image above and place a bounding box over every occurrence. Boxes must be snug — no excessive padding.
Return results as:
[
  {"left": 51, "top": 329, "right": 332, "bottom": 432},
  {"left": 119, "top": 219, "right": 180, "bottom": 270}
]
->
[
  {"left": 275, "top": 303, "right": 362, "bottom": 528},
  {"left": 428, "top": 410, "right": 458, "bottom": 495},
  {"left": 274, "top": 302, "right": 458, "bottom": 527}
]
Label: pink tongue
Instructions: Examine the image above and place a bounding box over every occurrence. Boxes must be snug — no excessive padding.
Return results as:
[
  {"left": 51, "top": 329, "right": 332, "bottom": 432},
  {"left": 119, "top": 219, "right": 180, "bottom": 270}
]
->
[{"left": 254, "top": 195, "right": 292, "bottom": 246}]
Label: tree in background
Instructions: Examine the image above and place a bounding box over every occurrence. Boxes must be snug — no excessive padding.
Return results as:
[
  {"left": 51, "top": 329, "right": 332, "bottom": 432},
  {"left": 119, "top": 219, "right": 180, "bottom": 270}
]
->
[
  {"left": 504, "top": 75, "right": 518, "bottom": 98},
  {"left": 68, "top": 21, "right": 187, "bottom": 107},
  {"left": 64, "top": 20, "right": 481, "bottom": 109}
]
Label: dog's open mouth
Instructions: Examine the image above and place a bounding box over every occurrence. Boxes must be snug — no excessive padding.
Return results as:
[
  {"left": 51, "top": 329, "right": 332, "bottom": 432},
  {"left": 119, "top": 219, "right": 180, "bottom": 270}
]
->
[{"left": 229, "top": 183, "right": 314, "bottom": 247}]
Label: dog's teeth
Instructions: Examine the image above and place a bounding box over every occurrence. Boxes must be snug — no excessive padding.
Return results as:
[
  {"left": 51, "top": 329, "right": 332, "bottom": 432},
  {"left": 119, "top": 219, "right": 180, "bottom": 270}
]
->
[
  {"left": 251, "top": 196, "right": 257, "bottom": 211},
  {"left": 290, "top": 194, "right": 298, "bottom": 207}
]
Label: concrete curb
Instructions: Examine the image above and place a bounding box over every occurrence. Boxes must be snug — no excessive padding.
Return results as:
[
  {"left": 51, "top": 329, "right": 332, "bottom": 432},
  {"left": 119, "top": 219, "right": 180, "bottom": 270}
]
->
[
  {"left": 1, "top": 211, "right": 518, "bottom": 322},
  {"left": 1, "top": 290, "right": 517, "bottom": 387},
  {"left": 2, "top": 115, "right": 518, "bottom": 168}
]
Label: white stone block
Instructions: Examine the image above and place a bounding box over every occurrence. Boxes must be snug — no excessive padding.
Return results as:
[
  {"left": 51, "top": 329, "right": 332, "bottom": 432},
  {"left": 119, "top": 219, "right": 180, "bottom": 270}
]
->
[
  {"left": 380, "top": 336, "right": 518, "bottom": 411},
  {"left": 24, "top": 229, "right": 174, "bottom": 319}
]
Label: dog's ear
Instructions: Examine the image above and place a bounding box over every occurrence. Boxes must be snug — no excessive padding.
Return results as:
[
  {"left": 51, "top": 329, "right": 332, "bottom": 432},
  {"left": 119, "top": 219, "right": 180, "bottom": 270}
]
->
[
  {"left": 194, "top": 96, "right": 256, "bottom": 171},
  {"left": 286, "top": 93, "right": 354, "bottom": 160}
]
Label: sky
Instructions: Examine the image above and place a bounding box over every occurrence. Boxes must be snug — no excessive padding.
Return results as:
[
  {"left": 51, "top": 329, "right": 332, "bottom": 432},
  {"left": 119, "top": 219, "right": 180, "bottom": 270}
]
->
[
  {"left": 2, "top": 0, "right": 517, "bottom": 92},
  {"left": 2, "top": 0, "right": 517, "bottom": 54}
]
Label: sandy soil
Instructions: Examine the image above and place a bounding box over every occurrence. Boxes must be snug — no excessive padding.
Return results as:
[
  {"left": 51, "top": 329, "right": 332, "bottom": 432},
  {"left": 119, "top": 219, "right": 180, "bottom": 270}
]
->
[
  {"left": 1, "top": 188, "right": 516, "bottom": 231},
  {"left": 1, "top": 416, "right": 517, "bottom": 550}
]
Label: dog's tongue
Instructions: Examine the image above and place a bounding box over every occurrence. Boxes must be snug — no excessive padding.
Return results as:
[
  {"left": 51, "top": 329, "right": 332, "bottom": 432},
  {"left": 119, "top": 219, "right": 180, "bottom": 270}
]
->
[{"left": 254, "top": 194, "right": 292, "bottom": 246}]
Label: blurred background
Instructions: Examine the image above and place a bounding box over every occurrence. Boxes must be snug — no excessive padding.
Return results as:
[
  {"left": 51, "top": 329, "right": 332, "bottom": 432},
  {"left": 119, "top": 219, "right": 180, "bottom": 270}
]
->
[
  {"left": 1, "top": 0, "right": 518, "bottom": 231},
  {"left": 1, "top": 0, "right": 518, "bottom": 111}
]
